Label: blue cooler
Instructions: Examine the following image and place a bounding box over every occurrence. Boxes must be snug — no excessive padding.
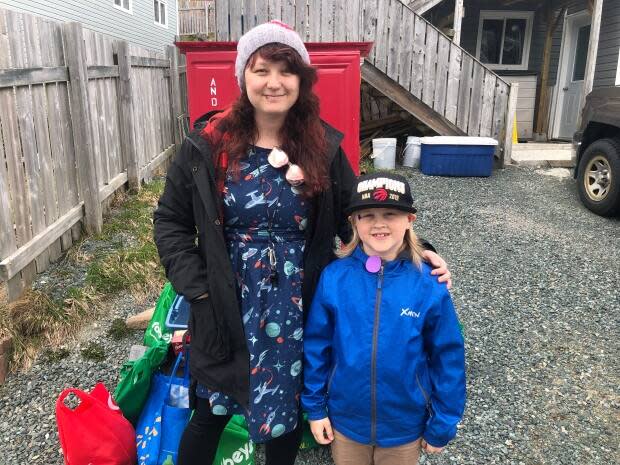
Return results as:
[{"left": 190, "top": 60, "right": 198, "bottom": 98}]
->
[{"left": 420, "top": 136, "right": 498, "bottom": 177}]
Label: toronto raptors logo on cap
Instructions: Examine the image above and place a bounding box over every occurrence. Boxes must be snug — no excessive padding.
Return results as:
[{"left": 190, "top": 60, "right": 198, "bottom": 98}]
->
[{"left": 373, "top": 188, "right": 388, "bottom": 201}]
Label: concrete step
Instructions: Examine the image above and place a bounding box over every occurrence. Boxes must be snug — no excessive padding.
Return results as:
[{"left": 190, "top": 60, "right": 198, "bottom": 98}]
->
[
  {"left": 511, "top": 143, "right": 576, "bottom": 168},
  {"left": 512, "top": 142, "right": 573, "bottom": 151}
]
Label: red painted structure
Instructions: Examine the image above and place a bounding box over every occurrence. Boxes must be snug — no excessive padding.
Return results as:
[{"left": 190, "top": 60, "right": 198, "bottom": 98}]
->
[{"left": 176, "top": 42, "right": 373, "bottom": 174}]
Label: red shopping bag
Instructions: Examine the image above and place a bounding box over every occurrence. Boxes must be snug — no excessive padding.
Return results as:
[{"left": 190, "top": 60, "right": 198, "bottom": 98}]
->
[{"left": 56, "top": 383, "right": 137, "bottom": 465}]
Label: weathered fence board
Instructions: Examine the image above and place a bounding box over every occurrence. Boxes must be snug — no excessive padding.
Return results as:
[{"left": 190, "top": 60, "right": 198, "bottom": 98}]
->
[
  {"left": 411, "top": 15, "right": 426, "bottom": 98},
  {"left": 282, "top": 0, "right": 296, "bottom": 28},
  {"left": 229, "top": 0, "right": 243, "bottom": 40},
  {"left": 268, "top": 0, "right": 280, "bottom": 22},
  {"left": 295, "top": 0, "right": 309, "bottom": 40},
  {"left": 308, "top": 0, "right": 321, "bottom": 41},
  {"left": 363, "top": 0, "right": 379, "bottom": 63},
  {"left": 118, "top": 40, "right": 139, "bottom": 189},
  {"left": 334, "top": 0, "right": 346, "bottom": 42},
  {"left": 0, "top": 67, "right": 68, "bottom": 88},
  {"left": 492, "top": 80, "right": 509, "bottom": 142},
  {"left": 397, "top": 7, "right": 414, "bottom": 91},
  {"left": 456, "top": 53, "right": 473, "bottom": 132},
  {"left": 256, "top": 0, "right": 269, "bottom": 26},
  {"left": 0, "top": 113, "right": 17, "bottom": 262},
  {"left": 216, "top": 0, "right": 230, "bottom": 40},
  {"left": 51, "top": 19, "right": 79, "bottom": 252},
  {"left": 63, "top": 21, "right": 103, "bottom": 235},
  {"left": 244, "top": 0, "right": 258, "bottom": 32},
  {"left": 445, "top": 44, "right": 461, "bottom": 124},
  {"left": 387, "top": 0, "right": 401, "bottom": 80},
  {"left": 422, "top": 26, "right": 438, "bottom": 108},
  {"left": 373, "top": 0, "right": 390, "bottom": 72},
  {"left": 320, "top": 0, "right": 334, "bottom": 42},
  {"left": 468, "top": 62, "right": 484, "bottom": 137},
  {"left": 480, "top": 72, "right": 496, "bottom": 137},
  {"left": 434, "top": 35, "right": 450, "bottom": 116}
]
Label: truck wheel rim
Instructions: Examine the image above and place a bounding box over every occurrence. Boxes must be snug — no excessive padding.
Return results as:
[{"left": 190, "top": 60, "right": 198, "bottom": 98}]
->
[{"left": 584, "top": 155, "right": 611, "bottom": 201}]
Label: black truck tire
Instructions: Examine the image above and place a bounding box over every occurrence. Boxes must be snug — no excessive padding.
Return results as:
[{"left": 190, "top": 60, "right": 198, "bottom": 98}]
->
[{"left": 576, "top": 138, "right": 620, "bottom": 217}]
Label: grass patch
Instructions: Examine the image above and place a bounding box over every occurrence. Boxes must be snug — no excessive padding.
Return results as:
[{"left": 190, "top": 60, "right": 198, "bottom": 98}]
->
[
  {"left": 107, "top": 318, "right": 133, "bottom": 340},
  {"left": 81, "top": 342, "right": 106, "bottom": 362},
  {"left": 42, "top": 347, "right": 70, "bottom": 364},
  {"left": 0, "top": 178, "right": 166, "bottom": 372},
  {"left": 86, "top": 242, "right": 163, "bottom": 294}
]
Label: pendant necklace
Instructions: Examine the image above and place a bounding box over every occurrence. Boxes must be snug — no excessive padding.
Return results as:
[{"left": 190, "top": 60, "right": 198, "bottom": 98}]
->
[{"left": 256, "top": 145, "right": 285, "bottom": 286}]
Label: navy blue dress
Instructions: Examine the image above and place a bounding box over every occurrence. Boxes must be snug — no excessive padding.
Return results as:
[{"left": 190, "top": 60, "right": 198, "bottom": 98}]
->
[{"left": 196, "top": 146, "right": 307, "bottom": 443}]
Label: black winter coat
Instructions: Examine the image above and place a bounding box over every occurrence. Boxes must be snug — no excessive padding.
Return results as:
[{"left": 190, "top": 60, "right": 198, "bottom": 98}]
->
[{"left": 153, "top": 122, "right": 356, "bottom": 407}]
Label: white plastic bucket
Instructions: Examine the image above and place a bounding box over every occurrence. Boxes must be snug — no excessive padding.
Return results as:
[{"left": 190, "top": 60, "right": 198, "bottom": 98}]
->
[
  {"left": 403, "top": 136, "right": 421, "bottom": 168},
  {"left": 372, "top": 138, "right": 397, "bottom": 170}
]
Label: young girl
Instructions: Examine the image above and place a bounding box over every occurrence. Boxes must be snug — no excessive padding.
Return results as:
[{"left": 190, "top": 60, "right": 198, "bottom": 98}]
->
[{"left": 302, "top": 172, "right": 466, "bottom": 465}]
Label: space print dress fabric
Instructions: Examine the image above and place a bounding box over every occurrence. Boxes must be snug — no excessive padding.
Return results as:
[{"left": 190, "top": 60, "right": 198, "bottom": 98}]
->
[{"left": 196, "top": 146, "right": 307, "bottom": 442}]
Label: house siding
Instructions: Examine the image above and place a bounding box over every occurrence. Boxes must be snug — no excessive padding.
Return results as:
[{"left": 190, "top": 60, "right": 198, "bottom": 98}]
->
[
  {"left": 457, "top": 0, "right": 598, "bottom": 86},
  {"left": 593, "top": 0, "right": 620, "bottom": 88},
  {"left": 0, "top": 0, "right": 177, "bottom": 51}
]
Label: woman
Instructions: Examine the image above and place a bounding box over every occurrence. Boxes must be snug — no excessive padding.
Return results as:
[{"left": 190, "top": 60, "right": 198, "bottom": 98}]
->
[{"left": 153, "top": 21, "right": 451, "bottom": 465}]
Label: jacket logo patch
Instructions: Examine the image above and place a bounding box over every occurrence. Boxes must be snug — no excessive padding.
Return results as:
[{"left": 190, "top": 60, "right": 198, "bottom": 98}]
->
[{"left": 400, "top": 308, "right": 420, "bottom": 318}]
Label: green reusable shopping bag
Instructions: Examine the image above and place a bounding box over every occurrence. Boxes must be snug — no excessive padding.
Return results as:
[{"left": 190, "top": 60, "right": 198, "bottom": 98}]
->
[
  {"left": 144, "top": 282, "right": 177, "bottom": 347},
  {"left": 114, "top": 340, "right": 169, "bottom": 425},
  {"left": 213, "top": 415, "right": 255, "bottom": 465},
  {"left": 300, "top": 413, "right": 319, "bottom": 450}
]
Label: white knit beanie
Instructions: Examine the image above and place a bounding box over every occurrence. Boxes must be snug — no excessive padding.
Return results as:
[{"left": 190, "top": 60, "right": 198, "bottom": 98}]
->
[{"left": 235, "top": 20, "right": 310, "bottom": 88}]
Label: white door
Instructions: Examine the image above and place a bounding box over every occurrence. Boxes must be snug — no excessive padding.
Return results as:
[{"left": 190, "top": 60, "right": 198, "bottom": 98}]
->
[{"left": 557, "top": 14, "right": 591, "bottom": 139}]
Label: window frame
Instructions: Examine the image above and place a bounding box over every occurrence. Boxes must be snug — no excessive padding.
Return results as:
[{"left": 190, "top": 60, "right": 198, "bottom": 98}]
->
[
  {"left": 476, "top": 10, "right": 535, "bottom": 71},
  {"left": 153, "top": 0, "right": 168, "bottom": 28},
  {"left": 113, "top": 0, "right": 133, "bottom": 14}
]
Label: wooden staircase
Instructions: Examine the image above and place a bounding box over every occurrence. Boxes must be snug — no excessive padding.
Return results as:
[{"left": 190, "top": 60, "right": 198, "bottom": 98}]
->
[{"left": 214, "top": 0, "right": 516, "bottom": 164}]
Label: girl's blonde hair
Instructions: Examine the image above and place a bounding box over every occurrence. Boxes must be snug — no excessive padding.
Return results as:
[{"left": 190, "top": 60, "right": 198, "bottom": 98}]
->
[{"left": 336, "top": 215, "right": 424, "bottom": 267}]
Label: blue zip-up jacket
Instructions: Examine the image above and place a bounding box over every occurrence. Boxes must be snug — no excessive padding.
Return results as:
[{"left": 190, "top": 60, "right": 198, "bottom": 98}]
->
[{"left": 302, "top": 246, "right": 466, "bottom": 448}]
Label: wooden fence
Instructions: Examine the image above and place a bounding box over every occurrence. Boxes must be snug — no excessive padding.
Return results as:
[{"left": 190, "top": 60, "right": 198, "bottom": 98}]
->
[
  {"left": 178, "top": 0, "right": 216, "bottom": 36},
  {"left": 214, "top": 0, "right": 518, "bottom": 163},
  {"left": 0, "top": 8, "right": 187, "bottom": 301}
]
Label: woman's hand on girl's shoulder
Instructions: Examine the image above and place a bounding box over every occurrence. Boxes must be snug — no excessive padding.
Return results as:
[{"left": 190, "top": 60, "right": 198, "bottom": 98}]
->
[
  {"left": 421, "top": 438, "right": 444, "bottom": 454},
  {"left": 422, "top": 250, "right": 452, "bottom": 289},
  {"left": 309, "top": 418, "right": 334, "bottom": 445}
]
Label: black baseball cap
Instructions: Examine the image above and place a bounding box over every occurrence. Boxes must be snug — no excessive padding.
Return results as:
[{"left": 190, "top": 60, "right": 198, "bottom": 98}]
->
[{"left": 345, "top": 172, "right": 417, "bottom": 215}]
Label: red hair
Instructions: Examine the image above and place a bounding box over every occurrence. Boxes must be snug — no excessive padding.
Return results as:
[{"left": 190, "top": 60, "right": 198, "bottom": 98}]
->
[{"left": 208, "top": 44, "right": 330, "bottom": 197}]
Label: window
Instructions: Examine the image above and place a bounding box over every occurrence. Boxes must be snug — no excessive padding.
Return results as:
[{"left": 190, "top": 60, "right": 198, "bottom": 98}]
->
[
  {"left": 154, "top": 0, "right": 167, "bottom": 27},
  {"left": 572, "top": 24, "right": 590, "bottom": 81},
  {"left": 476, "top": 11, "right": 534, "bottom": 70},
  {"left": 113, "top": 0, "right": 131, "bottom": 13}
]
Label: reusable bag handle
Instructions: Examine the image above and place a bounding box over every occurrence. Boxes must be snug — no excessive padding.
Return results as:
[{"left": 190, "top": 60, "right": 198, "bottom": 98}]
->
[
  {"left": 56, "top": 388, "right": 93, "bottom": 415},
  {"left": 165, "top": 349, "right": 190, "bottom": 397}
]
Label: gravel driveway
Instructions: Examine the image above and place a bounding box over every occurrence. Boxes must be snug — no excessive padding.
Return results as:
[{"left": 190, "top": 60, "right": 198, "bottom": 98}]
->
[{"left": 0, "top": 165, "right": 618, "bottom": 465}]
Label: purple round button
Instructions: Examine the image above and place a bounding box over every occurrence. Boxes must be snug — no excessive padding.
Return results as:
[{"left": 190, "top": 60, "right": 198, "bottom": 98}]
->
[{"left": 365, "top": 255, "right": 382, "bottom": 273}]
